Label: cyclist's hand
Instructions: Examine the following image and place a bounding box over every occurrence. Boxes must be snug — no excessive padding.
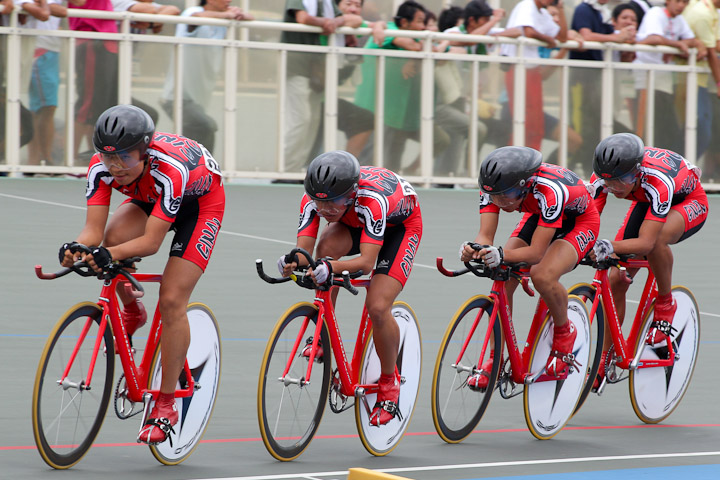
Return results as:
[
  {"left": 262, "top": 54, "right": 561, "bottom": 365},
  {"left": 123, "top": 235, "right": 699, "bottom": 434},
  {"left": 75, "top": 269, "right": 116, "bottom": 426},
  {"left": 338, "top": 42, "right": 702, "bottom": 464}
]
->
[
  {"left": 59, "top": 241, "right": 83, "bottom": 267},
  {"left": 87, "top": 246, "right": 113, "bottom": 273},
  {"left": 593, "top": 239, "right": 614, "bottom": 262},
  {"left": 459, "top": 242, "right": 484, "bottom": 262},
  {"left": 277, "top": 254, "right": 298, "bottom": 277},
  {"left": 480, "top": 245, "right": 503, "bottom": 268},
  {"left": 310, "top": 259, "right": 332, "bottom": 286}
]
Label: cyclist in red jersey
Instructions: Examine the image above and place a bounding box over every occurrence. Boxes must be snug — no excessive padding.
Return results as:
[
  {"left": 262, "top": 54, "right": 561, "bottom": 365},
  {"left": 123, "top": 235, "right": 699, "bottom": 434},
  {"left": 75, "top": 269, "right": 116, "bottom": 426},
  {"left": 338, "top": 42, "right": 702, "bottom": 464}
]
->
[
  {"left": 589, "top": 133, "right": 708, "bottom": 384},
  {"left": 278, "top": 150, "right": 422, "bottom": 426},
  {"left": 460, "top": 146, "right": 600, "bottom": 389},
  {"left": 58, "top": 105, "right": 225, "bottom": 446}
]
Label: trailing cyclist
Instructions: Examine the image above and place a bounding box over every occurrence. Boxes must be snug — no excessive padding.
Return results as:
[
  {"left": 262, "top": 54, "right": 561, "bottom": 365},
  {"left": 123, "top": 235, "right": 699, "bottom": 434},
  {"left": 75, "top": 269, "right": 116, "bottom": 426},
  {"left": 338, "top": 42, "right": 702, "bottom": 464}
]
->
[
  {"left": 277, "top": 150, "right": 422, "bottom": 426},
  {"left": 460, "top": 146, "right": 600, "bottom": 389},
  {"left": 57, "top": 104, "right": 225, "bottom": 446},
  {"left": 588, "top": 133, "right": 708, "bottom": 386}
]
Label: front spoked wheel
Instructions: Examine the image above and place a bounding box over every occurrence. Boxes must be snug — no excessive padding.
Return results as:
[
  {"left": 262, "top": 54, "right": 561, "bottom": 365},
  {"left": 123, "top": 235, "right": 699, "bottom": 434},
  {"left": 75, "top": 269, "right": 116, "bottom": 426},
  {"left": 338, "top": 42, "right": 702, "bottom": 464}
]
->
[
  {"left": 257, "top": 303, "right": 331, "bottom": 461},
  {"left": 630, "top": 286, "right": 700, "bottom": 424},
  {"left": 567, "top": 283, "right": 605, "bottom": 415},
  {"left": 431, "top": 295, "right": 501, "bottom": 444},
  {"left": 148, "top": 303, "right": 222, "bottom": 465},
  {"left": 355, "top": 302, "right": 422, "bottom": 456},
  {"left": 32, "top": 303, "right": 115, "bottom": 469},
  {"left": 524, "top": 296, "right": 591, "bottom": 440}
]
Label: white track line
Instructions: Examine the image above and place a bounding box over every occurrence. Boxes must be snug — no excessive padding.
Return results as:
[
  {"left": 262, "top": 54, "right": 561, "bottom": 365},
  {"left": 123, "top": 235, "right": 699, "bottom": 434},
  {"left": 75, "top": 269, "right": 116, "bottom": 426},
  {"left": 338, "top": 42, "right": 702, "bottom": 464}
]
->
[
  {"left": 188, "top": 451, "right": 720, "bottom": 480},
  {"left": 6, "top": 192, "right": 719, "bottom": 312}
]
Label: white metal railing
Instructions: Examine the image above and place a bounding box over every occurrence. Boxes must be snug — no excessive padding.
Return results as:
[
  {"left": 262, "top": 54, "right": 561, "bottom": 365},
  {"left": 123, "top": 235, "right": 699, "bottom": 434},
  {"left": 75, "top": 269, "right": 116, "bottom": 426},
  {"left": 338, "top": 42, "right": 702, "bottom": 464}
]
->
[{"left": 2, "top": 9, "right": 716, "bottom": 190}]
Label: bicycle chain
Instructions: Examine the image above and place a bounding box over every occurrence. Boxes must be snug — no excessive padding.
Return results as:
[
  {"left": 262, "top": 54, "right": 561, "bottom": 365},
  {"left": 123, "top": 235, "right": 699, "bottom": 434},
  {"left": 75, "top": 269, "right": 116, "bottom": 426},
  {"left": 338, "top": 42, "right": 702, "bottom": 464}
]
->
[{"left": 114, "top": 374, "right": 143, "bottom": 420}]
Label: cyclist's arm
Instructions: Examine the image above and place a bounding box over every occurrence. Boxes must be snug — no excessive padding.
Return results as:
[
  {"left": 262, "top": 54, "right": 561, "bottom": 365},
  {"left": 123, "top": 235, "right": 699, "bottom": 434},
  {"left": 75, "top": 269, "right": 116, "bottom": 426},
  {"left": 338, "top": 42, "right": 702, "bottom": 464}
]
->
[
  {"left": 103, "top": 215, "right": 171, "bottom": 261},
  {"left": 503, "top": 224, "right": 554, "bottom": 265},
  {"left": 464, "top": 211, "right": 498, "bottom": 261},
  {"left": 74, "top": 205, "right": 110, "bottom": 248},
  {"left": 608, "top": 218, "right": 663, "bottom": 257}
]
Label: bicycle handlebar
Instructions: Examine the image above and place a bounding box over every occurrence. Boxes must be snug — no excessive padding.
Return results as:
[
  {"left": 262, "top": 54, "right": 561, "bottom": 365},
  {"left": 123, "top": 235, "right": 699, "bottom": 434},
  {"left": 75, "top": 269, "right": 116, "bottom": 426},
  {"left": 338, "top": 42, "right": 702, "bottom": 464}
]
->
[
  {"left": 436, "top": 257, "right": 535, "bottom": 297},
  {"left": 578, "top": 253, "right": 643, "bottom": 271},
  {"left": 35, "top": 250, "right": 145, "bottom": 295},
  {"left": 256, "top": 247, "right": 365, "bottom": 296}
]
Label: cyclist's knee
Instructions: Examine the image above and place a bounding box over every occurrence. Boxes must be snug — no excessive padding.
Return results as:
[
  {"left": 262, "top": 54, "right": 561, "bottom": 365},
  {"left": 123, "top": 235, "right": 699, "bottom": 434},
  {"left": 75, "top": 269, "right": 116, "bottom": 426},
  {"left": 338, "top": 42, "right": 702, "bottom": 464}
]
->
[
  {"left": 366, "top": 302, "right": 391, "bottom": 326},
  {"left": 158, "top": 296, "right": 187, "bottom": 324}
]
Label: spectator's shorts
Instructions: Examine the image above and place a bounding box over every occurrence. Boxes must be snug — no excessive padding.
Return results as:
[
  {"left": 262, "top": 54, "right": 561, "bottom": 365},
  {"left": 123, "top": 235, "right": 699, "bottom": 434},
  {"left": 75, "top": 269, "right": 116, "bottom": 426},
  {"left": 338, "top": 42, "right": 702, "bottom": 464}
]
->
[
  {"left": 29, "top": 50, "right": 60, "bottom": 112},
  {"left": 512, "top": 206, "right": 601, "bottom": 264},
  {"left": 615, "top": 188, "right": 709, "bottom": 244},
  {"left": 344, "top": 207, "right": 423, "bottom": 287},
  {"left": 125, "top": 185, "right": 226, "bottom": 272}
]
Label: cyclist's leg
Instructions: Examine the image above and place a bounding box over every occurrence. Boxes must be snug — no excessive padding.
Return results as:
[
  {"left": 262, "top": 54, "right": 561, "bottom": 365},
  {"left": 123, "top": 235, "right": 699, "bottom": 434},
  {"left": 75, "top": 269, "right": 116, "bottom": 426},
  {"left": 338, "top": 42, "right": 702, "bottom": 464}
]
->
[
  {"left": 103, "top": 200, "right": 152, "bottom": 334},
  {"left": 366, "top": 274, "right": 402, "bottom": 376}
]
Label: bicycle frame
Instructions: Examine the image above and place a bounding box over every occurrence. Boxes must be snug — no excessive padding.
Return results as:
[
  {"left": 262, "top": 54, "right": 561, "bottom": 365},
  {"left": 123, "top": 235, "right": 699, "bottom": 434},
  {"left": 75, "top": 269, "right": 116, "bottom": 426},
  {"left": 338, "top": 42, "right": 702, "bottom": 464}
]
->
[
  {"left": 584, "top": 259, "right": 673, "bottom": 370},
  {"left": 448, "top": 268, "right": 561, "bottom": 386},
  {"left": 285, "top": 279, "right": 381, "bottom": 398},
  {"left": 62, "top": 273, "right": 196, "bottom": 404}
]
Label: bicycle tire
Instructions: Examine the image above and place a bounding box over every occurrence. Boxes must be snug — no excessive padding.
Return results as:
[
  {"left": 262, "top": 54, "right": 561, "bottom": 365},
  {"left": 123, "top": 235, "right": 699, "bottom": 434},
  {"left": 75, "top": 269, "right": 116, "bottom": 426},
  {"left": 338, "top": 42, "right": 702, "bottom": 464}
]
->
[
  {"left": 567, "top": 283, "right": 605, "bottom": 416},
  {"left": 430, "top": 295, "right": 501, "bottom": 444},
  {"left": 148, "top": 303, "right": 222, "bottom": 465},
  {"left": 257, "top": 303, "right": 331, "bottom": 461},
  {"left": 354, "top": 301, "right": 422, "bottom": 456},
  {"left": 629, "top": 286, "right": 700, "bottom": 424},
  {"left": 523, "top": 295, "right": 591, "bottom": 440},
  {"left": 32, "top": 302, "right": 115, "bottom": 469}
]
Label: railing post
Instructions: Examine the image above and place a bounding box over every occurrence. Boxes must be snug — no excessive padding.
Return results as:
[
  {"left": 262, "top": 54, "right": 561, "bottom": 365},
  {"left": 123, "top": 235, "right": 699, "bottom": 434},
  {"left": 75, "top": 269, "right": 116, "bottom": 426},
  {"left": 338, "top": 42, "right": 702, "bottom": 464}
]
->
[
  {"left": 373, "top": 54, "right": 385, "bottom": 168},
  {"left": 646, "top": 70, "right": 655, "bottom": 147},
  {"left": 5, "top": 10, "right": 21, "bottom": 175},
  {"left": 684, "top": 49, "right": 698, "bottom": 163},
  {"left": 469, "top": 59, "right": 480, "bottom": 179},
  {"left": 173, "top": 43, "right": 184, "bottom": 136},
  {"left": 323, "top": 33, "right": 339, "bottom": 153},
  {"left": 277, "top": 49, "right": 287, "bottom": 172},
  {"left": 224, "top": 23, "right": 238, "bottom": 172},
  {"left": 559, "top": 63, "right": 569, "bottom": 168},
  {"left": 420, "top": 33, "right": 434, "bottom": 185},
  {"left": 512, "top": 38, "right": 526, "bottom": 147},
  {"left": 118, "top": 13, "right": 132, "bottom": 105},
  {"left": 65, "top": 37, "right": 77, "bottom": 167},
  {"left": 600, "top": 45, "right": 614, "bottom": 140}
]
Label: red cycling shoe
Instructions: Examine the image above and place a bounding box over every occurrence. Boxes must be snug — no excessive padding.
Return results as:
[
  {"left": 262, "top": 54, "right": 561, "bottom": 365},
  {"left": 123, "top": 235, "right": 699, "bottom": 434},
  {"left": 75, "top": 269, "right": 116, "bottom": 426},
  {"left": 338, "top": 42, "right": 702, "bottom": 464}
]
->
[
  {"left": 369, "top": 372, "right": 402, "bottom": 427},
  {"left": 138, "top": 393, "right": 178, "bottom": 446},
  {"left": 546, "top": 320, "right": 579, "bottom": 377},
  {"left": 122, "top": 300, "right": 147, "bottom": 337},
  {"left": 467, "top": 354, "right": 500, "bottom": 391},
  {"left": 301, "top": 337, "right": 323, "bottom": 363},
  {"left": 646, "top": 294, "right": 677, "bottom": 346}
]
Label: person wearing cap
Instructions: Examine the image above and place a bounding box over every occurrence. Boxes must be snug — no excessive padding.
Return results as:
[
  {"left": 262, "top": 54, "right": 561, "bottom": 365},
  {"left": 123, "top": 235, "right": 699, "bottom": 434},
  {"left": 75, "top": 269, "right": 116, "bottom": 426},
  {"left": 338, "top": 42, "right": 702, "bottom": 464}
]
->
[
  {"left": 459, "top": 146, "right": 599, "bottom": 389},
  {"left": 278, "top": 150, "right": 422, "bottom": 426},
  {"left": 58, "top": 104, "right": 225, "bottom": 446}
]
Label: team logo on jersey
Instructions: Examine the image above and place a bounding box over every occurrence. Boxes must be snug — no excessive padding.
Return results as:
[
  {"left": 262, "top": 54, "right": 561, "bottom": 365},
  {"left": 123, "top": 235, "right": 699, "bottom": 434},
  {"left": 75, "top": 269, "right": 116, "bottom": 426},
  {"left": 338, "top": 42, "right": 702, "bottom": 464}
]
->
[{"left": 103, "top": 146, "right": 116, "bottom": 152}]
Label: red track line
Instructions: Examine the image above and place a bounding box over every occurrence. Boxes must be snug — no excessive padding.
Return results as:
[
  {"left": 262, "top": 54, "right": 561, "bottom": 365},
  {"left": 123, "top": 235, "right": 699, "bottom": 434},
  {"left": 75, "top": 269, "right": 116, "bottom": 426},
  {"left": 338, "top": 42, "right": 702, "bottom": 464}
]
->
[{"left": 4, "top": 424, "right": 719, "bottom": 452}]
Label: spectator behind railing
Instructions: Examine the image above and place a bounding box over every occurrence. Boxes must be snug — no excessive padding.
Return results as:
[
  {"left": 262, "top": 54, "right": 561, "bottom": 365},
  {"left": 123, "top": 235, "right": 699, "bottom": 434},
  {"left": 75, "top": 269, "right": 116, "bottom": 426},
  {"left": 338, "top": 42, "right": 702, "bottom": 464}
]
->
[
  {"left": 352, "top": 1, "right": 450, "bottom": 175},
  {"left": 110, "top": 0, "right": 179, "bottom": 34},
  {"left": 161, "top": 0, "right": 252, "bottom": 153},
  {"left": 305, "top": 0, "right": 386, "bottom": 164},
  {"left": 14, "top": 0, "right": 67, "bottom": 170},
  {"left": 569, "top": 0, "right": 637, "bottom": 175},
  {"left": 633, "top": 0, "right": 705, "bottom": 155},
  {"left": 68, "top": 0, "right": 119, "bottom": 161},
  {"left": 281, "top": 0, "right": 345, "bottom": 174},
  {"left": 679, "top": 0, "right": 720, "bottom": 161},
  {"left": 500, "top": 0, "right": 568, "bottom": 152}
]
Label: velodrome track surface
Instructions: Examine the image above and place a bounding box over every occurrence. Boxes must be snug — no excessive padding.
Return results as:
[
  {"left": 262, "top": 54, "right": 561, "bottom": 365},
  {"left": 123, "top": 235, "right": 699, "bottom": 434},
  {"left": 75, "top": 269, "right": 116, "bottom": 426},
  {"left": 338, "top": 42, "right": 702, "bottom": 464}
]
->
[{"left": 1, "top": 177, "right": 718, "bottom": 480}]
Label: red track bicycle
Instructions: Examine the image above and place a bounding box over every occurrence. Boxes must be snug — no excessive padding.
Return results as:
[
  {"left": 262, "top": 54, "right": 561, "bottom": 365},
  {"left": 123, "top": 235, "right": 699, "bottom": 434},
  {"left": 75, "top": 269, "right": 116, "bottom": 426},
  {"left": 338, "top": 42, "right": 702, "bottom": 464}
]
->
[
  {"left": 32, "top": 246, "right": 221, "bottom": 468},
  {"left": 569, "top": 255, "right": 700, "bottom": 423},
  {"left": 431, "top": 253, "right": 592, "bottom": 442},
  {"left": 256, "top": 248, "right": 421, "bottom": 461}
]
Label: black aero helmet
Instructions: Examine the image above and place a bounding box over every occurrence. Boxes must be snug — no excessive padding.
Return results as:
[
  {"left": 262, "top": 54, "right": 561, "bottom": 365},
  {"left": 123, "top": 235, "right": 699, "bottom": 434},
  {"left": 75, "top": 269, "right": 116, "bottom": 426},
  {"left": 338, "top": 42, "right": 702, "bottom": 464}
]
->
[
  {"left": 92, "top": 105, "right": 154, "bottom": 156},
  {"left": 479, "top": 146, "right": 542, "bottom": 194},
  {"left": 304, "top": 150, "right": 360, "bottom": 202},
  {"left": 593, "top": 133, "right": 644, "bottom": 180}
]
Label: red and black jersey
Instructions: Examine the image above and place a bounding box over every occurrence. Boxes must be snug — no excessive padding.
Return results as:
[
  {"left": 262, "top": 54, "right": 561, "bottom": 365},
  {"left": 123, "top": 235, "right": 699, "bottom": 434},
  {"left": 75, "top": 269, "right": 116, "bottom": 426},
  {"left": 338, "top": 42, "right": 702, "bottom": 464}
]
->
[
  {"left": 589, "top": 147, "right": 702, "bottom": 222},
  {"left": 298, "top": 166, "right": 420, "bottom": 245},
  {"left": 85, "top": 132, "right": 223, "bottom": 223},
  {"left": 479, "top": 163, "right": 593, "bottom": 229}
]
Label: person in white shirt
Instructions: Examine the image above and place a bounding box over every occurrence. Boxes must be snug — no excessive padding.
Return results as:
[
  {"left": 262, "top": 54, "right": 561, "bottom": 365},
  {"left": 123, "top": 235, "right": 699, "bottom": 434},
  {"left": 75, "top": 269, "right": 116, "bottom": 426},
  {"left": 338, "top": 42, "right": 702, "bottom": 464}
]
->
[
  {"left": 633, "top": 0, "right": 704, "bottom": 153},
  {"left": 15, "top": 0, "right": 66, "bottom": 167},
  {"left": 500, "top": 0, "right": 567, "bottom": 151}
]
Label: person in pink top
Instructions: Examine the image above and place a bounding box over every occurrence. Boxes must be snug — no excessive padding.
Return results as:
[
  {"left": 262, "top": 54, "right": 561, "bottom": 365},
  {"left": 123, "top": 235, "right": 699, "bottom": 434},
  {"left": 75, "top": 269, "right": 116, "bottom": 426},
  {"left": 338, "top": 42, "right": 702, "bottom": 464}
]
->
[{"left": 68, "top": 0, "right": 119, "bottom": 158}]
